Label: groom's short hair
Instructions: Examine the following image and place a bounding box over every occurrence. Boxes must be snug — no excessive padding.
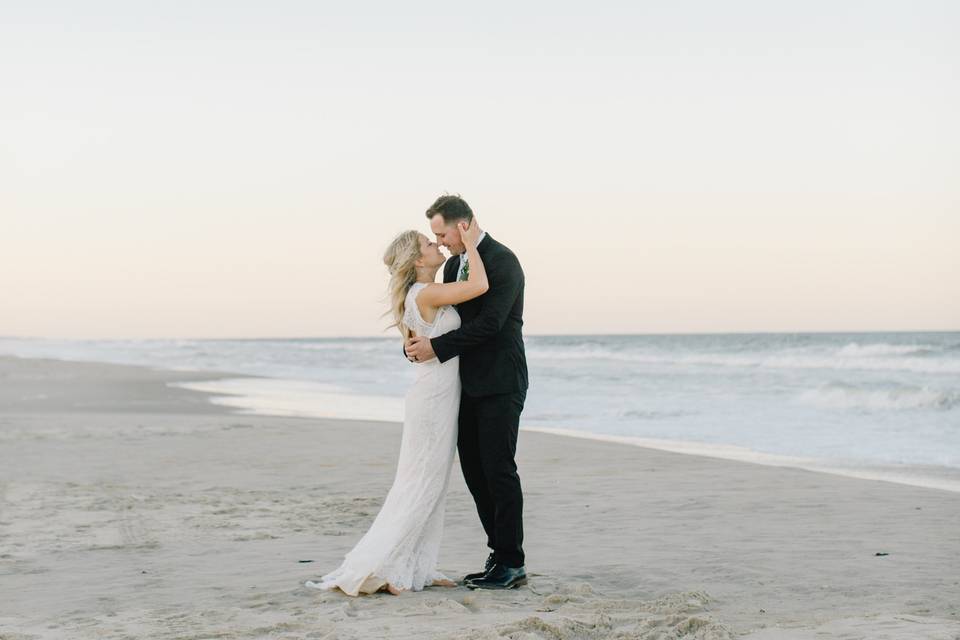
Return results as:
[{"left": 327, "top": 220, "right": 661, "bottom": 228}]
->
[{"left": 425, "top": 194, "right": 474, "bottom": 224}]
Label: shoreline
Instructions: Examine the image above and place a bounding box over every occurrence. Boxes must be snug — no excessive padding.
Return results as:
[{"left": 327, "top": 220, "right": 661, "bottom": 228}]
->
[
  {"left": 168, "top": 371, "right": 960, "bottom": 495},
  {"left": 4, "top": 352, "right": 958, "bottom": 494}
]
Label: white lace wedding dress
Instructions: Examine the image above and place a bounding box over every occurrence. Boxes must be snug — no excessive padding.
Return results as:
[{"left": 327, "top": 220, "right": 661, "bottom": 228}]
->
[{"left": 305, "top": 282, "right": 462, "bottom": 596}]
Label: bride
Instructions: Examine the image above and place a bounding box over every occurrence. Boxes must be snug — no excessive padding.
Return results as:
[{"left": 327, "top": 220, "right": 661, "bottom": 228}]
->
[{"left": 305, "top": 219, "right": 488, "bottom": 596}]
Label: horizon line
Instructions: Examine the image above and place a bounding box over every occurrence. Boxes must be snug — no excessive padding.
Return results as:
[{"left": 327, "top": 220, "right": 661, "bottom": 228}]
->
[{"left": 2, "top": 328, "right": 958, "bottom": 342}]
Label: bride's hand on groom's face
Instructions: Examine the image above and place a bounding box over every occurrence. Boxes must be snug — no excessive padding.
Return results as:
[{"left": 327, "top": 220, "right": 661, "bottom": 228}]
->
[
  {"left": 459, "top": 218, "right": 480, "bottom": 247},
  {"left": 404, "top": 336, "right": 437, "bottom": 363}
]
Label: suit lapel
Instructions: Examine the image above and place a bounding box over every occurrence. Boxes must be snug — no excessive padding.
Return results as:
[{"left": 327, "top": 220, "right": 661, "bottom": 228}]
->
[{"left": 444, "top": 256, "right": 459, "bottom": 283}]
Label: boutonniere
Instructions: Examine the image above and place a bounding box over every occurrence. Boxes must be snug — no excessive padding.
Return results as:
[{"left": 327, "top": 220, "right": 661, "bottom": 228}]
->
[{"left": 459, "top": 260, "right": 470, "bottom": 282}]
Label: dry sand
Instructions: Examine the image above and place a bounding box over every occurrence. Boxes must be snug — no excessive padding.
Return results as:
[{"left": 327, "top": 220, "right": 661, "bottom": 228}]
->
[{"left": 1, "top": 355, "right": 958, "bottom": 639}]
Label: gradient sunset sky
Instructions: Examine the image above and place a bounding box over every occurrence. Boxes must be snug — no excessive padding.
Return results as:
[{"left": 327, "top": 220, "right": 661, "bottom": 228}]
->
[{"left": 3, "top": 1, "right": 957, "bottom": 338}]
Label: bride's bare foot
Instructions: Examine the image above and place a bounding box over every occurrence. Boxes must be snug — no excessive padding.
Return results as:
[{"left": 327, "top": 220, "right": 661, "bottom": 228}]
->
[
  {"left": 431, "top": 578, "right": 457, "bottom": 588},
  {"left": 386, "top": 583, "right": 404, "bottom": 595}
]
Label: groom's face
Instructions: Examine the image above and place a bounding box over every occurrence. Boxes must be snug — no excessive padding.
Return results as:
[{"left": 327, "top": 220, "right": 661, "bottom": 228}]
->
[{"left": 430, "top": 215, "right": 465, "bottom": 256}]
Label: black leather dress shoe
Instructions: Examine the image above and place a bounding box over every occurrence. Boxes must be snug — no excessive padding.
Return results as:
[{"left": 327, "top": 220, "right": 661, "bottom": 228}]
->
[
  {"left": 462, "top": 552, "right": 496, "bottom": 583},
  {"left": 465, "top": 563, "right": 527, "bottom": 590}
]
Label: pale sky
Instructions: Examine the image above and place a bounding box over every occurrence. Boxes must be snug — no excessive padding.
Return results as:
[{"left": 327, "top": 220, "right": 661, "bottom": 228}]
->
[{"left": 2, "top": 1, "right": 958, "bottom": 339}]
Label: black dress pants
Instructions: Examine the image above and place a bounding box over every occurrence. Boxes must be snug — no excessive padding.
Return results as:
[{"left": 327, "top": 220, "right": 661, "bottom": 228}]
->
[{"left": 457, "top": 388, "right": 527, "bottom": 568}]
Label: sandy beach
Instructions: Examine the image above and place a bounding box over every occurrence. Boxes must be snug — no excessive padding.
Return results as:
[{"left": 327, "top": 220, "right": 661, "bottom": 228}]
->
[{"left": 1, "top": 354, "right": 958, "bottom": 639}]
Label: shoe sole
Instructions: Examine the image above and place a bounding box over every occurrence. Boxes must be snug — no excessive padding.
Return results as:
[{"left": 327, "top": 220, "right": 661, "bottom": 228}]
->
[{"left": 465, "top": 577, "right": 527, "bottom": 590}]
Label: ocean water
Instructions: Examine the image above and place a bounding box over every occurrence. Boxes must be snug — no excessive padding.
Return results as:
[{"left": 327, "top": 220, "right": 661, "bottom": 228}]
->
[{"left": 2, "top": 332, "right": 958, "bottom": 490}]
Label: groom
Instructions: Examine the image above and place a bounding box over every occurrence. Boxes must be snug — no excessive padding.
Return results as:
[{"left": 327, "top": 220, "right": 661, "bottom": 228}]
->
[{"left": 404, "top": 194, "right": 529, "bottom": 590}]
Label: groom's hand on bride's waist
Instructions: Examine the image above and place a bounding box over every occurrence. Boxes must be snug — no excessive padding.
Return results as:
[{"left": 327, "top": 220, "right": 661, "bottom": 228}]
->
[{"left": 404, "top": 336, "right": 437, "bottom": 363}]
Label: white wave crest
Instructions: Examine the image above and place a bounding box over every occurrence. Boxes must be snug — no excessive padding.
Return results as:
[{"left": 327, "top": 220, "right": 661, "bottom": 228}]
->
[
  {"left": 797, "top": 384, "right": 960, "bottom": 411},
  {"left": 527, "top": 346, "right": 960, "bottom": 374},
  {"left": 294, "top": 341, "right": 391, "bottom": 353},
  {"left": 835, "top": 342, "right": 935, "bottom": 357}
]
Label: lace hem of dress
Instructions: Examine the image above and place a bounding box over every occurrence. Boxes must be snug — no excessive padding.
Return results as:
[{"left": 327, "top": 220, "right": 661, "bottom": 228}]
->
[{"left": 304, "top": 567, "right": 453, "bottom": 596}]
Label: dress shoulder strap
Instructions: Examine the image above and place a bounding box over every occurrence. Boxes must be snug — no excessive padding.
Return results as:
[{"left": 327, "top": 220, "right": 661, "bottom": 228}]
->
[{"left": 404, "top": 282, "right": 429, "bottom": 334}]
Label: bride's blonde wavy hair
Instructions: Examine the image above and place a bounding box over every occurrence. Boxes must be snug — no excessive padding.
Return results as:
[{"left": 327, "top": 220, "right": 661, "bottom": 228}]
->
[{"left": 382, "top": 230, "right": 423, "bottom": 339}]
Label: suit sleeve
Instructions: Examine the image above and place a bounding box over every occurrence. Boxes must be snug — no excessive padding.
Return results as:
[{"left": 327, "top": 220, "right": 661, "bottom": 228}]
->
[{"left": 431, "top": 252, "right": 523, "bottom": 363}]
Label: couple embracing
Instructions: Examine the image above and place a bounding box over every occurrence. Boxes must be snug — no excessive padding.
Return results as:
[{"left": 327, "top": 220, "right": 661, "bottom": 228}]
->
[{"left": 305, "top": 194, "right": 529, "bottom": 596}]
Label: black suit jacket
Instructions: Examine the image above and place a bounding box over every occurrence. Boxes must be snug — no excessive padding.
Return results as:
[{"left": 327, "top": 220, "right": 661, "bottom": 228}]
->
[{"left": 431, "top": 233, "right": 529, "bottom": 398}]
